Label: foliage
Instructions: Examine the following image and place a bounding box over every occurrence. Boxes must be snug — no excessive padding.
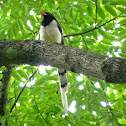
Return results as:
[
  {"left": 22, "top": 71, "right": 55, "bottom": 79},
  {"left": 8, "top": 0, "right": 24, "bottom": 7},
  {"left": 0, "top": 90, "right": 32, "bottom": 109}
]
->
[{"left": 0, "top": 0, "right": 126, "bottom": 125}]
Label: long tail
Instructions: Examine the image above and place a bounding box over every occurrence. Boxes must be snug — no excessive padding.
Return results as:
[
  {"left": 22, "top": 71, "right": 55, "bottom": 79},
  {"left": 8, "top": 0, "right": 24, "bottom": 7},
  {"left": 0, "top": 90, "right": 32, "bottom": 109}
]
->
[{"left": 58, "top": 68, "right": 68, "bottom": 115}]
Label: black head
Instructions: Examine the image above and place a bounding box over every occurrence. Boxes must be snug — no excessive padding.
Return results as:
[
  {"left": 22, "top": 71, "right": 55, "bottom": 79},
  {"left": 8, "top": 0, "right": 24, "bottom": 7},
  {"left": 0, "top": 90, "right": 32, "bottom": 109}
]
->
[{"left": 39, "top": 11, "right": 56, "bottom": 26}]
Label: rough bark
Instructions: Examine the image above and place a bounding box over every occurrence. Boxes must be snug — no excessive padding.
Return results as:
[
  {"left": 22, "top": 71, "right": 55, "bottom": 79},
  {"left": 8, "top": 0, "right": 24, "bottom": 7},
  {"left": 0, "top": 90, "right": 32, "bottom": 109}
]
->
[
  {"left": 0, "top": 39, "right": 126, "bottom": 84},
  {"left": 0, "top": 66, "right": 12, "bottom": 116}
]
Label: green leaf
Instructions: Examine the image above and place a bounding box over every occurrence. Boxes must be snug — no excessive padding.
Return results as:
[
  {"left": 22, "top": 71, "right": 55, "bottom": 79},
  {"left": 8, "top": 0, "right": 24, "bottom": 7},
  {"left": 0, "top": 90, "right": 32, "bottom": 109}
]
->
[
  {"left": 44, "top": 90, "right": 56, "bottom": 98},
  {"left": 109, "top": 46, "right": 113, "bottom": 54},
  {"left": 0, "top": 66, "right": 5, "bottom": 71},
  {"left": 38, "top": 117, "right": 45, "bottom": 125},
  {"left": 110, "top": 1, "right": 119, "bottom": 5},
  {"left": 40, "top": 90, "right": 44, "bottom": 100},
  {"left": 23, "top": 66, "right": 36, "bottom": 70},
  {"left": 112, "top": 84, "right": 124, "bottom": 90},
  {"left": 17, "top": 34, "right": 30, "bottom": 39},
  {"left": 10, "top": 1, "right": 20, "bottom": 14},
  {"left": 8, "top": 119, "right": 16, "bottom": 125},
  {"left": 12, "top": 70, "right": 22, "bottom": 82},
  {"left": 107, "top": 34, "right": 115, "bottom": 40},
  {"left": 120, "top": 40, "right": 126, "bottom": 52},
  {"left": 119, "top": 19, "right": 126, "bottom": 25},
  {"left": 18, "top": 20, "right": 24, "bottom": 31},
  {"left": 98, "top": 43, "right": 108, "bottom": 51},
  {"left": 7, "top": 29, "right": 13, "bottom": 39},
  {"left": 35, "top": 77, "right": 45, "bottom": 86},
  {"left": 28, "top": 15, "right": 37, "bottom": 24},
  {"left": 92, "top": 30, "right": 97, "bottom": 40},
  {"left": 97, "top": 7, "right": 105, "bottom": 19},
  {"left": 119, "top": 53, "right": 126, "bottom": 58},
  {"left": 65, "top": 116, "right": 75, "bottom": 125},
  {"left": 69, "top": 8, "right": 73, "bottom": 19},
  {"left": 53, "top": 10, "right": 61, "bottom": 18},
  {"left": 98, "top": 28, "right": 107, "bottom": 38},
  {"left": 86, "top": 82, "right": 90, "bottom": 92},
  {"left": 122, "top": 95, "right": 126, "bottom": 101},
  {"left": 87, "top": 6, "right": 93, "bottom": 16},
  {"left": 101, "top": 39, "right": 112, "bottom": 45},
  {"left": 29, "top": 88, "right": 41, "bottom": 95},
  {"left": 17, "top": 70, "right": 29, "bottom": 80},
  {"left": 109, "top": 92, "right": 115, "bottom": 100},
  {"left": 102, "top": 0, "right": 109, "bottom": 4},
  {"left": 104, "top": 5, "right": 117, "bottom": 16},
  {"left": 0, "top": 4, "right": 4, "bottom": 13},
  {"left": 13, "top": 22, "right": 19, "bottom": 37},
  {"left": 117, "top": 7, "right": 126, "bottom": 13},
  {"left": 23, "top": 20, "right": 33, "bottom": 32},
  {"left": 69, "top": 26, "right": 79, "bottom": 31},
  {"left": 115, "top": 0, "right": 126, "bottom": 6},
  {"left": 0, "top": 1, "right": 126, "bottom": 125},
  {"left": 104, "top": 23, "right": 113, "bottom": 30},
  {"left": 0, "top": 30, "right": 6, "bottom": 39}
]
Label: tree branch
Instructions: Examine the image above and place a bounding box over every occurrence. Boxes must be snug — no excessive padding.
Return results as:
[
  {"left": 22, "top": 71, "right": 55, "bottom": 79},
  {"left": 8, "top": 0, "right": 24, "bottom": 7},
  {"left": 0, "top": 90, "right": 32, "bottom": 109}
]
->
[
  {"left": 34, "top": 97, "right": 48, "bottom": 124},
  {"left": 64, "top": 13, "right": 123, "bottom": 37},
  {"left": 63, "top": 3, "right": 72, "bottom": 21},
  {"left": 0, "top": 66, "right": 13, "bottom": 116},
  {"left": 5, "top": 68, "right": 38, "bottom": 126},
  {"left": 9, "top": 68, "right": 38, "bottom": 115},
  {"left": 95, "top": 0, "right": 97, "bottom": 28},
  {"left": 0, "top": 39, "right": 126, "bottom": 84}
]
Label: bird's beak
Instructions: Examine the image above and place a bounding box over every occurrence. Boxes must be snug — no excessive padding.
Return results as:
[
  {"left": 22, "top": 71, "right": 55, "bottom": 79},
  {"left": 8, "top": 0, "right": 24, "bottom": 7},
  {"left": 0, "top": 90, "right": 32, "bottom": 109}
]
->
[{"left": 39, "top": 11, "right": 46, "bottom": 16}]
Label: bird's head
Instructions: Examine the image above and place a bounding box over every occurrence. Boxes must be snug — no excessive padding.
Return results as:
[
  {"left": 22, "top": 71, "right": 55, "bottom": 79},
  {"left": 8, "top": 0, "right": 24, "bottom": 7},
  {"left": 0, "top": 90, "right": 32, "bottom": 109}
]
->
[
  {"left": 39, "top": 11, "right": 57, "bottom": 26},
  {"left": 39, "top": 11, "right": 56, "bottom": 20}
]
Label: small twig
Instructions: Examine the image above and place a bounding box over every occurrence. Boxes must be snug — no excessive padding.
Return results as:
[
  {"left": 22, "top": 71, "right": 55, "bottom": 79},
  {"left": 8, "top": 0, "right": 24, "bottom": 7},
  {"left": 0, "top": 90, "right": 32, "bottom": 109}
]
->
[
  {"left": 108, "top": 106, "right": 121, "bottom": 126},
  {"left": 99, "top": 81, "right": 113, "bottom": 122},
  {"left": 0, "top": 0, "right": 6, "bottom": 5},
  {"left": 56, "top": 6, "right": 60, "bottom": 10},
  {"left": 95, "top": 0, "right": 97, "bottom": 28},
  {"left": 14, "top": 81, "right": 18, "bottom": 123},
  {"left": 8, "top": 97, "right": 15, "bottom": 102},
  {"left": 63, "top": 3, "right": 72, "bottom": 21},
  {"left": 34, "top": 97, "right": 48, "bottom": 124},
  {"left": 99, "top": 81, "right": 108, "bottom": 102},
  {"left": 87, "top": 77, "right": 94, "bottom": 86},
  {"left": 64, "top": 13, "right": 124, "bottom": 37},
  {"left": 29, "top": 30, "right": 39, "bottom": 35},
  {"left": 81, "top": 35, "right": 88, "bottom": 50},
  {"left": 99, "top": 81, "right": 120, "bottom": 126},
  {"left": 7, "top": 68, "right": 38, "bottom": 117}
]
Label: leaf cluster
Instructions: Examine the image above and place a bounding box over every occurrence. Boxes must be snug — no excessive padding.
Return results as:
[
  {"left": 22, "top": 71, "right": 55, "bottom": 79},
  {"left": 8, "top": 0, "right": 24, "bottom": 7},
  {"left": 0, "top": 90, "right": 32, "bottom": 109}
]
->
[{"left": 0, "top": 0, "right": 126, "bottom": 125}]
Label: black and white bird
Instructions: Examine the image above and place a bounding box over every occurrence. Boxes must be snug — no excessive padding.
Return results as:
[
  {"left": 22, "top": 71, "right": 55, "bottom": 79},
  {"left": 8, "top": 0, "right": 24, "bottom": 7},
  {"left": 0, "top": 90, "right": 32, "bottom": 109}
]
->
[{"left": 39, "top": 11, "right": 68, "bottom": 115}]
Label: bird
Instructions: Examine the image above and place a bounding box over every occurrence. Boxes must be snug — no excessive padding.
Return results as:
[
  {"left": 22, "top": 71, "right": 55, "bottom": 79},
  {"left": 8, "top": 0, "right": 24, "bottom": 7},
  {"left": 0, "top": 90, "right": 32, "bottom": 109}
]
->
[{"left": 39, "top": 11, "right": 68, "bottom": 115}]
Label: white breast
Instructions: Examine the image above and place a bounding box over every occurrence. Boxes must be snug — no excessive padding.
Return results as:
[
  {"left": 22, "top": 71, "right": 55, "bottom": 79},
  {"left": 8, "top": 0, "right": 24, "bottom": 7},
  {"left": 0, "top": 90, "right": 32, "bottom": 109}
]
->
[{"left": 40, "top": 20, "right": 62, "bottom": 44}]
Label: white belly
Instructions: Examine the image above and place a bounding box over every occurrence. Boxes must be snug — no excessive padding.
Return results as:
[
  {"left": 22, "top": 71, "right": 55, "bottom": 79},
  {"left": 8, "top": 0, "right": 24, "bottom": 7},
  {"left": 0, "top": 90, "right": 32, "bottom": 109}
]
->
[{"left": 40, "top": 20, "right": 62, "bottom": 44}]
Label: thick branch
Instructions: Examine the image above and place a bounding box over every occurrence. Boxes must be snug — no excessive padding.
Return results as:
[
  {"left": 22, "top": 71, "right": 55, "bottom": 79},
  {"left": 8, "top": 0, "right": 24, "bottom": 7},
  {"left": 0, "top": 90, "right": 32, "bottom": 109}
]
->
[
  {"left": 0, "top": 66, "right": 12, "bottom": 116},
  {"left": 0, "top": 39, "right": 126, "bottom": 84}
]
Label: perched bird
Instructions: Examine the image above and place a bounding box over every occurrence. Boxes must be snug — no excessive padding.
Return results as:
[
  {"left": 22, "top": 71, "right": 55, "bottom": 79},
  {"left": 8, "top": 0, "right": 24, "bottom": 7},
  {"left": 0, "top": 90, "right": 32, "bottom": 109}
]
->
[{"left": 39, "top": 11, "right": 68, "bottom": 115}]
